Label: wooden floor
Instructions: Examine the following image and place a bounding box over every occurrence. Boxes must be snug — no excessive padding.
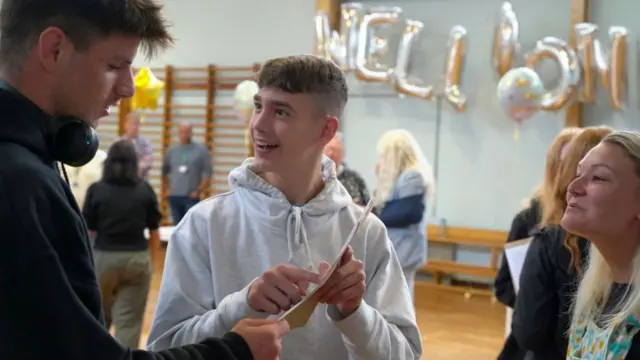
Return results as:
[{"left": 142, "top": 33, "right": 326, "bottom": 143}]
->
[{"left": 138, "top": 262, "right": 506, "bottom": 359}]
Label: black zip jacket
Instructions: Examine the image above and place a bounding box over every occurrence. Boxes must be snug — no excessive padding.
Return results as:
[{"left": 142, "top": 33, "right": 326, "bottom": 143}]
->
[
  {"left": 0, "top": 87, "right": 252, "bottom": 360},
  {"left": 511, "top": 226, "right": 587, "bottom": 360}
]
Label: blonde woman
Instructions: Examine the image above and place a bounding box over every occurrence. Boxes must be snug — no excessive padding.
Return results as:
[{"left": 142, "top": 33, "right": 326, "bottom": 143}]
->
[
  {"left": 374, "top": 129, "right": 435, "bottom": 299},
  {"left": 562, "top": 131, "right": 640, "bottom": 358},
  {"left": 511, "top": 126, "right": 612, "bottom": 360}
]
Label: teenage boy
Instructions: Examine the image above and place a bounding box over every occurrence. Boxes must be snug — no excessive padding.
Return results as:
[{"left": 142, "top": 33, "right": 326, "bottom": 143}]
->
[{"left": 148, "top": 55, "right": 422, "bottom": 360}]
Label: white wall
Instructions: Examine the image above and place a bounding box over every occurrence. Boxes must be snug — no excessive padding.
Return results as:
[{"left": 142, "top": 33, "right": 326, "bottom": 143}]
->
[{"left": 134, "top": 0, "right": 317, "bottom": 67}]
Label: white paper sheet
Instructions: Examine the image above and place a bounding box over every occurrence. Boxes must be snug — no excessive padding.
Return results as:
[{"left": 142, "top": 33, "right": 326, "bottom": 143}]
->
[
  {"left": 277, "top": 198, "right": 376, "bottom": 329},
  {"left": 504, "top": 237, "right": 533, "bottom": 293}
]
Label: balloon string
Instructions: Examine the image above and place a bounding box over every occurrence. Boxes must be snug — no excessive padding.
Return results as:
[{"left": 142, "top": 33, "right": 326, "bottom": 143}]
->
[{"left": 513, "top": 126, "right": 520, "bottom": 142}]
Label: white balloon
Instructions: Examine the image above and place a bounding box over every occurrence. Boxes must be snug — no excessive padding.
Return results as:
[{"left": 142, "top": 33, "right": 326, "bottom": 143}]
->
[
  {"left": 234, "top": 80, "right": 259, "bottom": 122},
  {"left": 496, "top": 67, "right": 545, "bottom": 124}
]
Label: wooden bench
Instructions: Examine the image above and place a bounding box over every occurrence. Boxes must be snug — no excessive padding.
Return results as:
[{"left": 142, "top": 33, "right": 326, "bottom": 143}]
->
[{"left": 418, "top": 225, "right": 507, "bottom": 299}]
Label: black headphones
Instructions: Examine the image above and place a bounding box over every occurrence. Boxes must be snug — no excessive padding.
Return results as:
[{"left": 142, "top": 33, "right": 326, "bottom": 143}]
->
[
  {"left": 0, "top": 81, "right": 100, "bottom": 167},
  {"left": 48, "top": 115, "right": 99, "bottom": 167}
]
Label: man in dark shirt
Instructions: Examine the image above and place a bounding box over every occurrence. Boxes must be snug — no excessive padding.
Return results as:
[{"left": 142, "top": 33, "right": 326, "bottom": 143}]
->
[{"left": 0, "top": 1, "right": 288, "bottom": 359}]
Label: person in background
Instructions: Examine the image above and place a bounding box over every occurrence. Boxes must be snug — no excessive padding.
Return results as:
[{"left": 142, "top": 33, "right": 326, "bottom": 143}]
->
[
  {"left": 562, "top": 131, "right": 640, "bottom": 359},
  {"left": 83, "top": 139, "right": 161, "bottom": 348},
  {"left": 121, "top": 112, "right": 153, "bottom": 179},
  {"left": 495, "top": 127, "right": 581, "bottom": 360},
  {"left": 147, "top": 55, "right": 421, "bottom": 360},
  {"left": 64, "top": 148, "right": 108, "bottom": 208},
  {"left": 323, "top": 131, "right": 370, "bottom": 206},
  {"left": 373, "top": 129, "right": 435, "bottom": 300},
  {"left": 162, "top": 121, "right": 212, "bottom": 224},
  {"left": 511, "top": 126, "right": 612, "bottom": 360},
  {"left": 0, "top": 0, "right": 289, "bottom": 359}
]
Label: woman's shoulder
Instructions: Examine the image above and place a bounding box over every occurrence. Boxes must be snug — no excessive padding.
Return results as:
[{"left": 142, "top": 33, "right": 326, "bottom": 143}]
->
[
  {"left": 513, "top": 200, "right": 541, "bottom": 224},
  {"left": 397, "top": 169, "right": 426, "bottom": 186},
  {"left": 529, "top": 226, "right": 568, "bottom": 260},
  {"left": 138, "top": 180, "right": 158, "bottom": 196},
  {"left": 532, "top": 225, "right": 584, "bottom": 275},
  {"left": 533, "top": 225, "right": 566, "bottom": 246}
]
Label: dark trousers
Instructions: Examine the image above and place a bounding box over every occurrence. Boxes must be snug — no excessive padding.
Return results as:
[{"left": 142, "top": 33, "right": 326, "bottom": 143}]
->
[{"left": 167, "top": 195, "right": 199, "bottom": 224}]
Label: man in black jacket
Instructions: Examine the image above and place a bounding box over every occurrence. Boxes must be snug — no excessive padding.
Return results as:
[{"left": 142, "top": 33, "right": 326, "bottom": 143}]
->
[{"left": 0, "top": 0, "right": 288, "bottom": 359}]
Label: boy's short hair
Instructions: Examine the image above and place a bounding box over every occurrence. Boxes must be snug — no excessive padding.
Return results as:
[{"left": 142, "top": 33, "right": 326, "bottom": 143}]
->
[
  {"left": 257, "top": 55, "right": 348, "bottom": 117},
  {"left": 0, "top": 0, "right": 173, "bottom": 69}
]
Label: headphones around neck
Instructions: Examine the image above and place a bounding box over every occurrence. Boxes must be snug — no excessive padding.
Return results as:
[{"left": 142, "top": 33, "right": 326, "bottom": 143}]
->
[
  {"left": 49, "top": 116, "right": 99, "bottom": 167},
  {"left": 0, "top": 81, "right": 100, "bottom": 167}
]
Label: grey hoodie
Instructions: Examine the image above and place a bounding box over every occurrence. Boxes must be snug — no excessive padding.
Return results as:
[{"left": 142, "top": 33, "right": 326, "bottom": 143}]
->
[{"left": 147, "top": 157, "right": 422, "bottom": 359}]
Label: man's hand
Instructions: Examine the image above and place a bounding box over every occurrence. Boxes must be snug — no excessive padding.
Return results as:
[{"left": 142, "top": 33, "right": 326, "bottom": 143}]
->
[
  {"left": 231, "top": 319, "right": 290, "bottom": 360},
  {"left": 188, "top": 190, "right": 200, "bottom": 199},
  {"left": 316, "top": 246, "right": 365, "bottom": 317},
  {"left": 248, "top": 264, "right": 321, "bottom": 314}
]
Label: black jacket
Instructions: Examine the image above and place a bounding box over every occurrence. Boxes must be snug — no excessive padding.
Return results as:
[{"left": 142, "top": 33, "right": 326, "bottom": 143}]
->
[
  {"left": 495, "top": 198, "right": 542, "bottom": 308},
  {"left": 511, "top": 226, "right": 588, "bottom": 360},
  {"left": 0, "top": 88, "right": 252, "bottom": 360},
  {"left": 495, "top": 199, "right": 541, "bottom": 360}
]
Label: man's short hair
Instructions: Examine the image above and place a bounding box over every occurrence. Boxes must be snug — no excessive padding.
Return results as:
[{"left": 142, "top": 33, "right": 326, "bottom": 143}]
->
[
  {"left": 0, "top": 0, "right": 174, "bottom": 69},
  {"left": 256, "top": 55, "right": 348, "bottom": 117}
]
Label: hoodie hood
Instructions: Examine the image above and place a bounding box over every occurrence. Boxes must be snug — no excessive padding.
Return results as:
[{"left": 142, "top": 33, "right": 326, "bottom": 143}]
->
[
  {"left": 228, "top": 156, "right": 354, "bottom": 270},
  {"left": 0, "top": 86, "right": 54, "bottom": 164},
  {"left": 228, "top": 155, "right": 353, "bottom": 213}
]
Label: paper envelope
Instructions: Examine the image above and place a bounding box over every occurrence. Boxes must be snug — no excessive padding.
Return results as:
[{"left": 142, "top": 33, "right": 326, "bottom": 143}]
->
[{"left": 277, "top": 198, "right": 376, "bottom": 329}]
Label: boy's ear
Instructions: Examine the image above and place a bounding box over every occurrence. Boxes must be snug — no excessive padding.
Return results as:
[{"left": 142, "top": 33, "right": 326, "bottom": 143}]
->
[{"left": 320, "top": 116, "right": 339, "bottom": 145}]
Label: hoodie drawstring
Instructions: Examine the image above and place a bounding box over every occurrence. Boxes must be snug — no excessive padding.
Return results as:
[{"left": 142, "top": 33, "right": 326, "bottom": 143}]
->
[{"left": 286, "top": 206, "right": 315, "bottom": 272}]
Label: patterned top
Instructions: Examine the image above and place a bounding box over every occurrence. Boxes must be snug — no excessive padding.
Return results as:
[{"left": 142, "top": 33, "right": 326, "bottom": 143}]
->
[
  {"left": 567, "top": 316, "right": 640, "bottom": 359},
  {"left": 120, "top": 135, "right": 153, "bottom": 179},
  {"left": 337, "top": 163, "right": 370, "bottom": 206},
  {"left": 567, "top": 284, "right": 640, "bottom": 359}
]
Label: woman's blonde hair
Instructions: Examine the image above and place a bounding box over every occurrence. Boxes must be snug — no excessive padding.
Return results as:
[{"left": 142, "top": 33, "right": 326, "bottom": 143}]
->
[
  {"left": 542, "top": 126, "right": 613, "bottom": 273},
  {"left": 573, "top": 131, "right": 640, "bottom": 331},
  {"left": 375, "top": 129, "right": 435, "bottom": 208}
]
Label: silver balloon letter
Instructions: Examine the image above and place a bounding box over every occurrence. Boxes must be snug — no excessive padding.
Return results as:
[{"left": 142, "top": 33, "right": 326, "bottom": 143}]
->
[
  {"left": 491, "top": 1, "right": 520, "bottom": 78},
  {"left": 354, "top": 6, "right": 402, "bottom": 82},
  {"left": 313, "top": 13, "right": 332, "bottom": 59},
  {"left": 525, "top": 37, "right": 581, "bottom": 111},
  {"left": 394, "top": 20, "right": 433, "bottom": 99},
  {"left": 443, "top": 26, "right": 468, "bottom": 112},
  {"left": 328, "top": 2, "right": 364, "bottom": 72}
]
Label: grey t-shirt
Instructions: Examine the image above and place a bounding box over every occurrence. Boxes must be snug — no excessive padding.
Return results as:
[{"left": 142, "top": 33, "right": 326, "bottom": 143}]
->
[{"left": 162, "top": 143, "right": 212, "bottom": 196}]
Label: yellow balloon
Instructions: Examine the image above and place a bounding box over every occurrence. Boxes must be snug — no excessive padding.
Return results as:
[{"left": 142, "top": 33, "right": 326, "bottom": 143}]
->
[{"left": 131, "top": 66, "right": 164, "bottom": 110}]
